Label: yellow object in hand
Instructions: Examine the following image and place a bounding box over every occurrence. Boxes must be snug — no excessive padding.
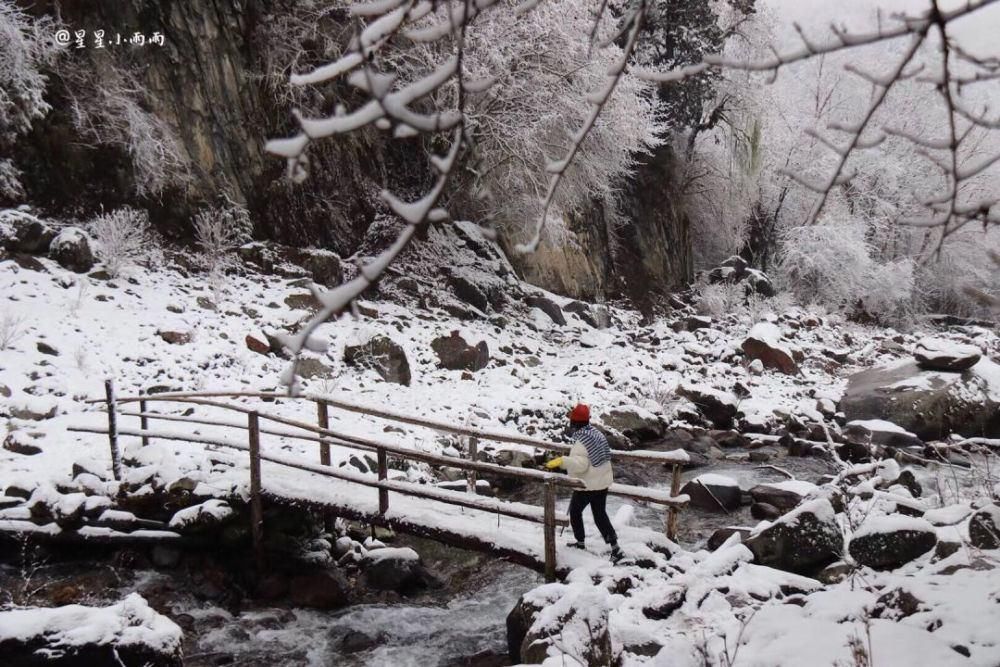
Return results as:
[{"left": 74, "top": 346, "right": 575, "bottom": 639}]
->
[{"left": 545, "top": 456, "right": 564, "bottom": 470}]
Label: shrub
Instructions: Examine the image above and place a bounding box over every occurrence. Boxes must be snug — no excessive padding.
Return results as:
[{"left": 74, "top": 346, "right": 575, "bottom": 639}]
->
[
  {"left": 193, "top": 200, "right": 253, "bottom": 280},
  {"left": 89, "top": 207, "right": 152, "bottom": 277}
]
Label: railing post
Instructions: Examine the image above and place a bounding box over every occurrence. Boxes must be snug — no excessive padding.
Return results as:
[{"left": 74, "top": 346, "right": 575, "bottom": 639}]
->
[
  {"left": 316, "top": 401, "right": 331, "bottom": 466},
  {"left": 466, "top": 437, "right": 478, "bottom": 495},
  {"left": 377, "top": 446, "right": 389, "bottom": 515},
  {"left": 139, "top": 393, "right": 149, "bottom": 448},
  {"left": 667, "top": 463, "right": 681, "bottom": 541},
  {"left": 543, "top": 477, "right": 556, "bottom": 583},
  {"left": 104, "top": 379, "right": 122, "bottom": 481},
  {"left": 248, "top": 411, "right": 264, "bottom": 571}
]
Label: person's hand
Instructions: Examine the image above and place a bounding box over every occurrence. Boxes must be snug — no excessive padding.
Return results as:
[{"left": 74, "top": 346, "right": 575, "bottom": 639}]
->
[{"left": 545, "top": 456, "right": 564, "bottom": 470}]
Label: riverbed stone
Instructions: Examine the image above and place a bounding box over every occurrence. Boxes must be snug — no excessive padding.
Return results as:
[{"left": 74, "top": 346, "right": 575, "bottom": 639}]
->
[
  {"left": 288, "top": 569, "right": 350, "bottom": 609},
  {"left": 745, "top": 499, "right": 843, "bottom": 574},
  {"left": 968, "top": 504, "right": 1000, "bottom": 550},
  {"left": 849, "top": 516, "right": 937, "bottom": 570}
]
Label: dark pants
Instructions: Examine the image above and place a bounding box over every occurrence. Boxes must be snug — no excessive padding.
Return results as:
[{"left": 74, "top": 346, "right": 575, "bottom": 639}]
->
[{"left": 569, "top": 489, "right": 618, "bottom": 545}]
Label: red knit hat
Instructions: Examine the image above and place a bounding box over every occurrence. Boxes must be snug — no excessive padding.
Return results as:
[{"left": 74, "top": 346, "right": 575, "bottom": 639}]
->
[{"left": 569, "top": 403, "right": 590, "bottom": 422}]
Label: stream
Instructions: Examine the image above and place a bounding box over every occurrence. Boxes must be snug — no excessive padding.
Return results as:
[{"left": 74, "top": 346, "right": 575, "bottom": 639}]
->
[{"left": 0, "top": 449, "right": 836, "bottom": 666}]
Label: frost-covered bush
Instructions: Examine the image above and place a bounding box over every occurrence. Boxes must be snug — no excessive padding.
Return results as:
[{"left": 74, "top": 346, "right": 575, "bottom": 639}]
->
[
  {"left": 90, "top": 207, "right": 153, "bottom": 277},
  {"left": 695, "top": 281, "right": 745, "bottom": 317},
  {"left": 193, "top": 200, "right": 253, "bottom": 280},
  {"left": 67, "top": 59, "right": 188, "bottom": 197},
  {"left": 0, "top": 311, "right": 27, "bottom": 350},
  {"left": 777, "top": 220, "right": 872, "bottom": 311}
]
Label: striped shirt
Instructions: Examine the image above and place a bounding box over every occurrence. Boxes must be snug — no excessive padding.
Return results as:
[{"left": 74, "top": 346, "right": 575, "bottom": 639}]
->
[{"left": 574, "top": 425, "right": 611, "bottom": 467}]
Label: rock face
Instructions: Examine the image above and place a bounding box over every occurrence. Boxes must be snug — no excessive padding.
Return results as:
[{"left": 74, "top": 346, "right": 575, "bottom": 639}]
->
[
  {"left": 849, "top": 516, "right": 937, "bottom": 570},
  {"left": 742, "top": 322, "right": 798, "bottom": 375},
  {"left": 681, "top": 474, "right": 742, "bottom": 511},
  {"left": 914, "top": 337, "right": 982, "bottom": 372},
  {"left": 49, "top": 227, "right": 96, "bottom": 272},
  {"left": 745, "top": 499, "right": 843, "bottom": 574},
  {"left": 968, "top": 504, "right": 1000, "bottom": 550},
  {"left": 431, "top": 331, "right": 489, "bottom": 372},
  {"left": 840, "top": 360, "right": 1000, "bottom": 440},
  {"left": 343, "top": 335, "right": 411, "bottom": 386},
  {"left": 505, "top": 145, "right": 692, "bottom": 309}
]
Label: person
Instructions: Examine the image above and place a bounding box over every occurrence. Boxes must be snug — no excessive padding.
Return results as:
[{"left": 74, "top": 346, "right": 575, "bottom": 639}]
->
[{"left": 545, "top": 403, "right": 624, "bottom": 562}]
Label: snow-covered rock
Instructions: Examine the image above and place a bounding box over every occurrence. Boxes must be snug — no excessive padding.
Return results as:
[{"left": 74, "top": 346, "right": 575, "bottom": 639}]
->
[
  {"left": 968, "top": 504, "right": 1000, "bottom": 550},
  {"left": 49, "top": 226, "right": 96, "bottom": 273},
  {"left": 749, "top": 480, "right": 817, "bottom": 512},
  {"left": 681, "top": 473, "right": 741, "bottom": 511},
  {"left": 849, "top": 515, "right": 936, "bottom": 570},
  {"left": 742, "top": 322, "right": 798, "bottom": 375},
  {"left": 343, "top": 334, "right": 412, "bottom": 385},
  {"left": 0, "top": 593, "right": 182, "bottom": 666},
  {"left": 840, "top": 360, "right": 1000, "bottom": 440},
  {"left": 745, "top": 498, "right": 843, "bottom": 574},
  {"left": 914, "top": 337, "right": 982, "bottom": 372}
]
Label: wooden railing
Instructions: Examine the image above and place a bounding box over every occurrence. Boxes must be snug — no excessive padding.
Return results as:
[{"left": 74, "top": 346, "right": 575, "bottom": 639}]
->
[{"left": 69, "top": 383, "right": 689, "bottom": 581}]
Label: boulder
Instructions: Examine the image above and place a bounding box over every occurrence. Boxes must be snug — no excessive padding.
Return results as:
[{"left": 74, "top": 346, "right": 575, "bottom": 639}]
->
[
  {"left": 156, "top": 330, "right": 192, "bottom": 345},
  {"left": 849, "top": 515, "right": 937, "bottom": 570},
  {"left": 339, "top": 629, "right": 385, "bottom": 654},
  {"left": 745, "top": 499, "right": 843, "bottom": 574},
  {"left": 48, "top": 227, "right": 96, "bottom": 273},
  {"left": 0, "top": 593, "right": 183, "bottom": 667},
  {"left": 288, "top": 569, "right": 350, "bottom": 609},
  {"left": 968, "top": 504, "right": 1000, "bottom": 550},
  {"left": 363, "top": 547, "right": 423, "bottom": 591},
  {"left": 3, "top": 432, "right": 42, "bottom": 456},
  {"left": 742, "top": 322, "right": 798, "bottom": 375},
  {"left": 749, "top": 480, "right": 816, "bottom": 512},
  {"left": 506, "top": 594, "right": 545, "bottom": 664},
  {"left": 681, "top": 474, "right": 742, "bottom": 511},
  {"left": 914, "top": 338, "right": 982, "bottom": 372},
  {"left": 238, "top": 242, "right": 342, "bottom": 287},
  {"left": 245, "top": 333, "right": 270, "bottom": 355},
  {"left": 431, "top": 331, "right": 489, "bottom": 372},
  {"left": 564, "top": 301, "right": 598, "bottom": 327},
  {"left": 344, "top": 335, "right": 411, "bottom": 385},
  {"left": 840, "top": 360, "right": 1000, "bottom": 440},
  {"left": 4, "top": 213, "right": 56, "bottom": 254},
  {"left": 676, "top": 385, "right": 738, "bottom": 429},
  {"left": 449, "top": 274, "right": 490, "bottom": 312},
  {"left": 708, "top": 527, "right": 751, "bottom": 550},
  {"left": 751, "top": 502, "right": 782, "bottom": 520},
  {"left": 524, "top": 295, "right": 566, "bottom": 326},
  {"left": 707, "top": 255, "right": 776, "bottom": 296},
  {"left": 600, "top": 406, "right": 665, "bottom": 443},
  {"left": 845, "top": 419, "right": 922, "bottom": 448}
]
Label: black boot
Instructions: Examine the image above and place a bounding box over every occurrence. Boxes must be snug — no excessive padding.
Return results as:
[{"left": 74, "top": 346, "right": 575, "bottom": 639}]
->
[
  {"left": 610, "top": 545, "right": 624, "bottom": 563},
  {"left": 566, "top": 540, "right": 586, "bottom": 549}
]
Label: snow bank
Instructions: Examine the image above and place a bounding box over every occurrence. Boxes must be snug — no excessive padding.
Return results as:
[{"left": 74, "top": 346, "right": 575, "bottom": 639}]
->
[{"left": 0, "top": 593, "right": 182, "bottom": 657}]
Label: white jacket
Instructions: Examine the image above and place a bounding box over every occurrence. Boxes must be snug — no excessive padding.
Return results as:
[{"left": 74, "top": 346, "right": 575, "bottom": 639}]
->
[{"left": 562, "top": 441, "right": 613, "bottom": 490}]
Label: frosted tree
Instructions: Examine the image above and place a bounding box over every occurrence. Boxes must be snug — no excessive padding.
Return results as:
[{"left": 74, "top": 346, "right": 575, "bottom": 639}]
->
[
  {"left": 0, "top": 3, "right": 62, "bottom": 199},
  {"left": 267, "top": 0, "right": 1000, "bottom": 385}
]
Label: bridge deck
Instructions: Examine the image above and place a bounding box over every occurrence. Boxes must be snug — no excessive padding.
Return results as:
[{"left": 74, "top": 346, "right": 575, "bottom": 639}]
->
[{"left": 255, "top": 457, "right": 677, "bottom": 575}]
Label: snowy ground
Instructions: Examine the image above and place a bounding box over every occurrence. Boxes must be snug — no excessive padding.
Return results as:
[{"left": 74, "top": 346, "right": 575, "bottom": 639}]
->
[{"left": 2, "top": 228, "right": 1000, "bottom": 666}]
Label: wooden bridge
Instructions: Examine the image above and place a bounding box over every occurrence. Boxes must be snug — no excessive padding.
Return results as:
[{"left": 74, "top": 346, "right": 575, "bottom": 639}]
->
[{"left": 68, "top": 383, "right": 690, "bottom": 582}]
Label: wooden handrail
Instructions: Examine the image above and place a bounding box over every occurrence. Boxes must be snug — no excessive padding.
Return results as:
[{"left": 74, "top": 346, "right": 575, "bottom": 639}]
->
[
  {"left": 66, "top": 425, "right": 572, "bottom": 526},
  {"left": 80, "top": 382, "right": 690, "bottom": 582},
  {"left": 91, "top": 390, "right": 690, "bottom": 465}
]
